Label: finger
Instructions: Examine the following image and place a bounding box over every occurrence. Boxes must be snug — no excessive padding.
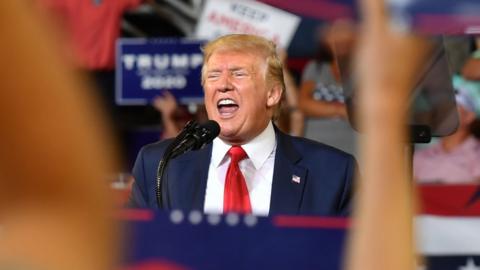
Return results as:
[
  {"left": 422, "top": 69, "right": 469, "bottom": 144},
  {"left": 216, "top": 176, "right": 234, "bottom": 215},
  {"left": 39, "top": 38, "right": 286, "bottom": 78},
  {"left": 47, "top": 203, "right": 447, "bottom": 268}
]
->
[
  {"left": 360, "top": 0, "right": 387, "bottom": 31},
  {"left": 153, "top": 95, "right": 165, "bottom": 102},
  {"left": 163, "top": 90, "right": 174, "bottom": 98}
]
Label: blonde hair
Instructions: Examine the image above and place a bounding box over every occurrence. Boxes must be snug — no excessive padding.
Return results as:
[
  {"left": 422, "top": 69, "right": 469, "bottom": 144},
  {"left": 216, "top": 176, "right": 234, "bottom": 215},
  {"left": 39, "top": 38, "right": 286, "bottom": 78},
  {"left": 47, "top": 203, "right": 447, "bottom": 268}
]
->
[{"left": 201, "top": 34, "right": 286, "bottom": 93}]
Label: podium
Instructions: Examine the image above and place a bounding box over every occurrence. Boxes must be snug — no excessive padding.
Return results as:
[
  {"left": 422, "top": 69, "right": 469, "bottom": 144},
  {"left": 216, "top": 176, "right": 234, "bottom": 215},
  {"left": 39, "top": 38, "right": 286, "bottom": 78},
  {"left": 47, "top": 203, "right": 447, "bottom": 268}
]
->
[
  {"left": 116, "top": 184, "right": 480, "bottom": 269},
  {"left": 118, "top": 210, "right": 348, "bottom": 270}
]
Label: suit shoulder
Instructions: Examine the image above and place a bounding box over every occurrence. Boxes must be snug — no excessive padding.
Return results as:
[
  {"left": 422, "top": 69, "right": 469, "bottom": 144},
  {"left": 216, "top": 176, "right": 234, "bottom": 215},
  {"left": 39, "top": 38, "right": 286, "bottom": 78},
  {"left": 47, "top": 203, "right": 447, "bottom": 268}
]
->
[{"left": 138, "top": 139, "right": 174, "bottom": 157}]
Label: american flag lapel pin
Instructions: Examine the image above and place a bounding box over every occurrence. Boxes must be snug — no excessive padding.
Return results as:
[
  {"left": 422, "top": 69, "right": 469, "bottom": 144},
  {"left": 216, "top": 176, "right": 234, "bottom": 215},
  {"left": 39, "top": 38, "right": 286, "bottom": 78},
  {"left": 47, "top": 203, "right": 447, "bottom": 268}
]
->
[{"left": 291, "top": 174, "right": 301, "bottom": 184}]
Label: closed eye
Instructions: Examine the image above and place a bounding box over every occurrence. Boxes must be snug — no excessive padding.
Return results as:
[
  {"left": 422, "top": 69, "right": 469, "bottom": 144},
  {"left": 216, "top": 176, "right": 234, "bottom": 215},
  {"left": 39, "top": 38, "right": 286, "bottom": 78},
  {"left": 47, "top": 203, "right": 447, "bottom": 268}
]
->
[
  {"left": 206, "top": 72, "right": 221, "bottom": 81},
  {"left": 231, "top": 70, "right": 249, "bottom": 78}
]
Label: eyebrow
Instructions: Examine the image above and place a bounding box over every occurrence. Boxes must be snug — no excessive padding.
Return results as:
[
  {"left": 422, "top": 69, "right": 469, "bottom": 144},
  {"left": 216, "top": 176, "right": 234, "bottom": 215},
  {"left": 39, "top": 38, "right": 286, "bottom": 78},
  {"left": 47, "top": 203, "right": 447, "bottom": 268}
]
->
[
  {"left": 229, "top": 67, "right": 247, "bottom": 71},
  {"left": 206, "top": 66, "right": 250, "bottom": 73}
]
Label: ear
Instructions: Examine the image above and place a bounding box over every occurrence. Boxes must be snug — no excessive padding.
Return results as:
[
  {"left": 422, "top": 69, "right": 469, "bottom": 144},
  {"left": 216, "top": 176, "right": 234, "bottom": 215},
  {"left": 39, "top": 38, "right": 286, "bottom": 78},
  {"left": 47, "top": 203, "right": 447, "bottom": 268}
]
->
[{"left": 266, "top": 84, "right": 283, "bottom": 107}]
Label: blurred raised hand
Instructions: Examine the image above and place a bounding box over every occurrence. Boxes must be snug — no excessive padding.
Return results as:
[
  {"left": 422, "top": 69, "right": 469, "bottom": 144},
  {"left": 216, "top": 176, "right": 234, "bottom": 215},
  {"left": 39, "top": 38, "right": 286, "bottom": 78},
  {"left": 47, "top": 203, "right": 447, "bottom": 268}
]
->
[{"left": 346, "top": 1, "right": 432, "bottom": 270}]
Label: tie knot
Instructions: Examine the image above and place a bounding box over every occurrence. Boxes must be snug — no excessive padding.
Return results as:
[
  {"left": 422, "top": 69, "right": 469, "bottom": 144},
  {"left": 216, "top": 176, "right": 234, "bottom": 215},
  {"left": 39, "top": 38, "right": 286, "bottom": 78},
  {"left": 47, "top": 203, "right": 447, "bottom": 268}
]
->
[{"left": 228, "top": 146, "right": 247, "bottom": 163}]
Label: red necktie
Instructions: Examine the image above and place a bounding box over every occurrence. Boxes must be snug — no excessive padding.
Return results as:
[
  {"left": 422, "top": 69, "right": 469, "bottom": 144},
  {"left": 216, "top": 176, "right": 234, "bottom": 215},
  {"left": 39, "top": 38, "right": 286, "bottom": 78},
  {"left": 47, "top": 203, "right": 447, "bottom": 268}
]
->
[{"left": 223, "top": 146, "right": 252, "bottom": 214}]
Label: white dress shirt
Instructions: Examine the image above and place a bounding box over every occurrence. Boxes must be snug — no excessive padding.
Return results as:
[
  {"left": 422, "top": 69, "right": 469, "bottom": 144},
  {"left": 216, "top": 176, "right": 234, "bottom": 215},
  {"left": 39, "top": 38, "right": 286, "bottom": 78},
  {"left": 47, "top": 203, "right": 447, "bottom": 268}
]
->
[{"left": 203, "top": 121, "right": 277, "bottom": 216}]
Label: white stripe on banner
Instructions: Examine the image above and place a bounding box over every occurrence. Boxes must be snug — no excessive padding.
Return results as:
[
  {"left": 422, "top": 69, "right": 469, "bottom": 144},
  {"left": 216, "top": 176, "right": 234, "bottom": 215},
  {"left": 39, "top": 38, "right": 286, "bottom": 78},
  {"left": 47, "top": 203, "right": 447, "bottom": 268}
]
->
[{"left": 416, "top": 215, "right": 480, "bottom": 255}]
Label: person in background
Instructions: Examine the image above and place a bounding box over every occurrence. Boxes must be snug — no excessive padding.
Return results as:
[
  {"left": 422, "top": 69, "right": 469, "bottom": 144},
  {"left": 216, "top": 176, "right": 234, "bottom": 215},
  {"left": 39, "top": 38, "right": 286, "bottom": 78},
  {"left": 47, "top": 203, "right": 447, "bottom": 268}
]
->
[
  {"left": 461, "top": 37, "right": 480, "bottom": 81},
  {"left": 152, "top": 91, "right": 208, "bottom": 139},
  {"left": 414, "top": 85, "right": 480, "bottom": 184},
  {"left": 459, "top": 38, "right": 480, "bottom": 139},
  {"left": 298, "top": 21, "right": 357, "bottom": 156},
  {"left": 34, "top": 0, "right": 146, "bottom": 70},
  {"left": 34, "top": 0, "right": 151, "bottom": 170},
  {"left": 275, "top": 49, "right": 304, "bottom": 137}
]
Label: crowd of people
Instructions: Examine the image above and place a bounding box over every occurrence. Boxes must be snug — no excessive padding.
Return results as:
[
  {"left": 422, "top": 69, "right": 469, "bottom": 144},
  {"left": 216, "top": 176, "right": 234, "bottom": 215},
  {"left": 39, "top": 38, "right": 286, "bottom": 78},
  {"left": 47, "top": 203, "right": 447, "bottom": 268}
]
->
[
  {"left": 153, "top": 27, "right": 480, "bottom": 185},
  {"left": 33, "top": 0, "right": 480, "bottom": 186},
  {"left": 413, "top": 42, "right": 480, "bottom": 184}
]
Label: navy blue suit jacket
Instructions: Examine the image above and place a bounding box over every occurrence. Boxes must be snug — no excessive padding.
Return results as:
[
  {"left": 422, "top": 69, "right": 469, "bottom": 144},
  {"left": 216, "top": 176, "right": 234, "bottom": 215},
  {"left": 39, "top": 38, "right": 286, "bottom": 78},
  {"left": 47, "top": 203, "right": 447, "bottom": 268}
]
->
[{"left": 129, "top": 128, "right": 356, "bottom": 216}]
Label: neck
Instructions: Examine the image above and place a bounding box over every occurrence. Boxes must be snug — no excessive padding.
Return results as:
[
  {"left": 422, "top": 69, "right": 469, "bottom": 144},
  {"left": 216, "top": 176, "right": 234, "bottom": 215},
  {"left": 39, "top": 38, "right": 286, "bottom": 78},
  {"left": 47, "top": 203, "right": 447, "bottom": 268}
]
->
[{"left": 220, "top": 121, "right": 272, "bottom": 145}]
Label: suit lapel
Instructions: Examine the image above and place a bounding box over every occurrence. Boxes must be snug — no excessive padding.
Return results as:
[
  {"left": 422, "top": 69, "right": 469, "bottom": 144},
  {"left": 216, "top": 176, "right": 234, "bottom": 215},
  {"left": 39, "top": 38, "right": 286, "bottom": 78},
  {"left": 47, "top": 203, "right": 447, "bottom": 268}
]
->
[
  {"left": 269, "top": 130, "right": 307, "bottom": 215},
  {"left": 168, "top": 143, "right": 212, "bottom": 211}
]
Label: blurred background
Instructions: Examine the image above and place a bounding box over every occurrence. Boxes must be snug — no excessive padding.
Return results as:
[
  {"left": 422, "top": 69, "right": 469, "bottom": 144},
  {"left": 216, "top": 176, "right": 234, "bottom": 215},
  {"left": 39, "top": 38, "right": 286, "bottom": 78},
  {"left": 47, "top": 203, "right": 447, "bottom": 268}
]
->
[{"left": 5, "top": 0, "right": 480, "bottom": 269}]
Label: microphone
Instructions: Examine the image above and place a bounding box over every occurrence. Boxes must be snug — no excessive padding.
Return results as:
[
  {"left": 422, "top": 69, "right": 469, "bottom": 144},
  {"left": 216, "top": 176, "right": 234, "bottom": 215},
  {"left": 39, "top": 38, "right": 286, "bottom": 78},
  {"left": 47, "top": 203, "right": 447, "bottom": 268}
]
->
[
  {"left": 156, "top": 120, "right": 220, "bottom": 209},
  {"left": 163, "top": 120, "right": 198, "bottom": 155},
  {"left": 170, "top": 120, "right": 220, "bottom": 159}
]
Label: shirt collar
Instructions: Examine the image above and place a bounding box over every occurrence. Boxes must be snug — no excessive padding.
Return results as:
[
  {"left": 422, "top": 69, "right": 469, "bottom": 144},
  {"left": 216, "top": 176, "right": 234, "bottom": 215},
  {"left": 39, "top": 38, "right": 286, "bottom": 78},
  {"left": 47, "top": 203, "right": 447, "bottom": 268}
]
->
[{"left": 211, "top": 121, "right": 277, "bottom": 169}]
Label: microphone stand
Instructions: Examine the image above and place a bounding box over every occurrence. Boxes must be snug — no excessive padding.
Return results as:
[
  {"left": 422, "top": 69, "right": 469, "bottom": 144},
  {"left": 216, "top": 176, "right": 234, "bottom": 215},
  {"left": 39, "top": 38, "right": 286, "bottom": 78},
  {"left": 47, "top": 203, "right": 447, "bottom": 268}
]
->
[
  {"left": 155, "top": 120, "right": 220, "bottom": 209},
  {"left": 156, "top": 121, "right": 197, "bottom": 209}
]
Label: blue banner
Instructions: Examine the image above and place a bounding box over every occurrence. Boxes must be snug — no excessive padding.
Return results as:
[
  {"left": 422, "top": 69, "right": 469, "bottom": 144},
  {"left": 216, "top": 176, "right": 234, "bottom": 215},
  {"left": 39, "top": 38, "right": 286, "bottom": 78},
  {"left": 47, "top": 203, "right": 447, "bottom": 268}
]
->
[{"left": 116, "top": 38, "right": 206, "bottom": 105}]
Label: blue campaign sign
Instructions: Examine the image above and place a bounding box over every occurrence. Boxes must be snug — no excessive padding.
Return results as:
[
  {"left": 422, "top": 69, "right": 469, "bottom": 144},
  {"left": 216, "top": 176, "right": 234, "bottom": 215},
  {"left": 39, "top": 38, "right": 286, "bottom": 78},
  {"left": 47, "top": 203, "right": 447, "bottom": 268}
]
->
[{"left": 116, "top": 38, "right": 206, "bottom": 105}]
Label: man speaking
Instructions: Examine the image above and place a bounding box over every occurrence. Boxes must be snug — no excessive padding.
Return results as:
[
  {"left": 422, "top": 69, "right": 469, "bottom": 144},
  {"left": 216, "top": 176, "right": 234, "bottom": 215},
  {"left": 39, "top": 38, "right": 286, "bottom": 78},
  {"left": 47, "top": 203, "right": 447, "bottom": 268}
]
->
[{"left": 129, "top": 34, "right": 356, "bottom": 216}]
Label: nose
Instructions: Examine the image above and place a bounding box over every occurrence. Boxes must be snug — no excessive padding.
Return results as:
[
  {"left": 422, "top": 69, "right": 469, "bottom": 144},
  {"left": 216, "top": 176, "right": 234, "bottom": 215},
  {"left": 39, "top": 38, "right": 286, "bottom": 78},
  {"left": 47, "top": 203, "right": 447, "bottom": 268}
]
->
[{"left": 218, "top": 73, "right": 234, "bottom": 92}]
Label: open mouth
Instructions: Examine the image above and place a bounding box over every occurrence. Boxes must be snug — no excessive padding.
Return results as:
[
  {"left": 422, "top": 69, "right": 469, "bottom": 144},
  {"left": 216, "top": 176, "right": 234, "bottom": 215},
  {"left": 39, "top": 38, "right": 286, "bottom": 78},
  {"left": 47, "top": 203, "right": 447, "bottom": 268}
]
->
[{"left": 217, "top": 98, "right": 239, "bottom": 116}]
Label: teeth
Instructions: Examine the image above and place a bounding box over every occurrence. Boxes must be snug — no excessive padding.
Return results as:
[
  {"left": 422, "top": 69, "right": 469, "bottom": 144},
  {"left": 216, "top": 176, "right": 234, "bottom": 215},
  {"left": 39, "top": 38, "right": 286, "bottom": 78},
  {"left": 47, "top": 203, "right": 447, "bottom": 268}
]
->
[{"left": 218, "top": 99, "right": 236, "bottom": 106}]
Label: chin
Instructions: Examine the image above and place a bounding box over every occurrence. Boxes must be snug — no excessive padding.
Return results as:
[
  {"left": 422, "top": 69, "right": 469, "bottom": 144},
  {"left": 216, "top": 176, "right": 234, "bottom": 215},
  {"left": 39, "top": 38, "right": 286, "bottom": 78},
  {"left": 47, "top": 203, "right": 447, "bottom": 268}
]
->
[
  {"left": 219, "top": 134, "right": 235, "bottom": 144},
  {"left": 219, "top": 129, "right": 244, "bottom": 144},
  {"left": 219, "top": 129, "right": 235, "bottom": 140}
]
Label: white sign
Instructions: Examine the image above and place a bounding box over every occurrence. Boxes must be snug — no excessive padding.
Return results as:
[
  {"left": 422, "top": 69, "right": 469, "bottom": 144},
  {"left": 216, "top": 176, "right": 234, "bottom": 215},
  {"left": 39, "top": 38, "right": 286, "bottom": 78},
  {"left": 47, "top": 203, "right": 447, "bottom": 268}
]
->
[{"left": 195, "top": 0, "right": 300, "bottom": 48}]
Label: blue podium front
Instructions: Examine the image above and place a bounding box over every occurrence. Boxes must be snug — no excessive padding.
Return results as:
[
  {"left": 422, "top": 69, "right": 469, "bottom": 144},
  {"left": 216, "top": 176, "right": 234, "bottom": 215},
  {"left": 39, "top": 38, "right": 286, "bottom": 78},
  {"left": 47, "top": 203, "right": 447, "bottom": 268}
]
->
[{"left": 119, "top": 210, "right": 348, "bottom": 270}]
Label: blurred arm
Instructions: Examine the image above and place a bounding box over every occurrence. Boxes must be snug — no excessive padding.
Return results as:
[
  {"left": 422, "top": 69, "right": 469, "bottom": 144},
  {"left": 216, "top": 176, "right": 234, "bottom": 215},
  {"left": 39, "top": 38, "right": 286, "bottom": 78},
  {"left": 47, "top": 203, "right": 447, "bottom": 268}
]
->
[
  {"left": 0, "top": 2, "right": 118, "bottom": 270},
  {"left": 152, "top": 91, "right": 181, "bottom": 139},
  {"left": 346, "top": 0, "right": 432, "bottom": 269},
  {"left": 461, "top": 57, "right": 480, "bottom": 81},
  {"left": 282, "top": 68, "right": 304, "bottom": 136},
  {"left": 298, "top": 80, "right": 347, "bottom": 119}
]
